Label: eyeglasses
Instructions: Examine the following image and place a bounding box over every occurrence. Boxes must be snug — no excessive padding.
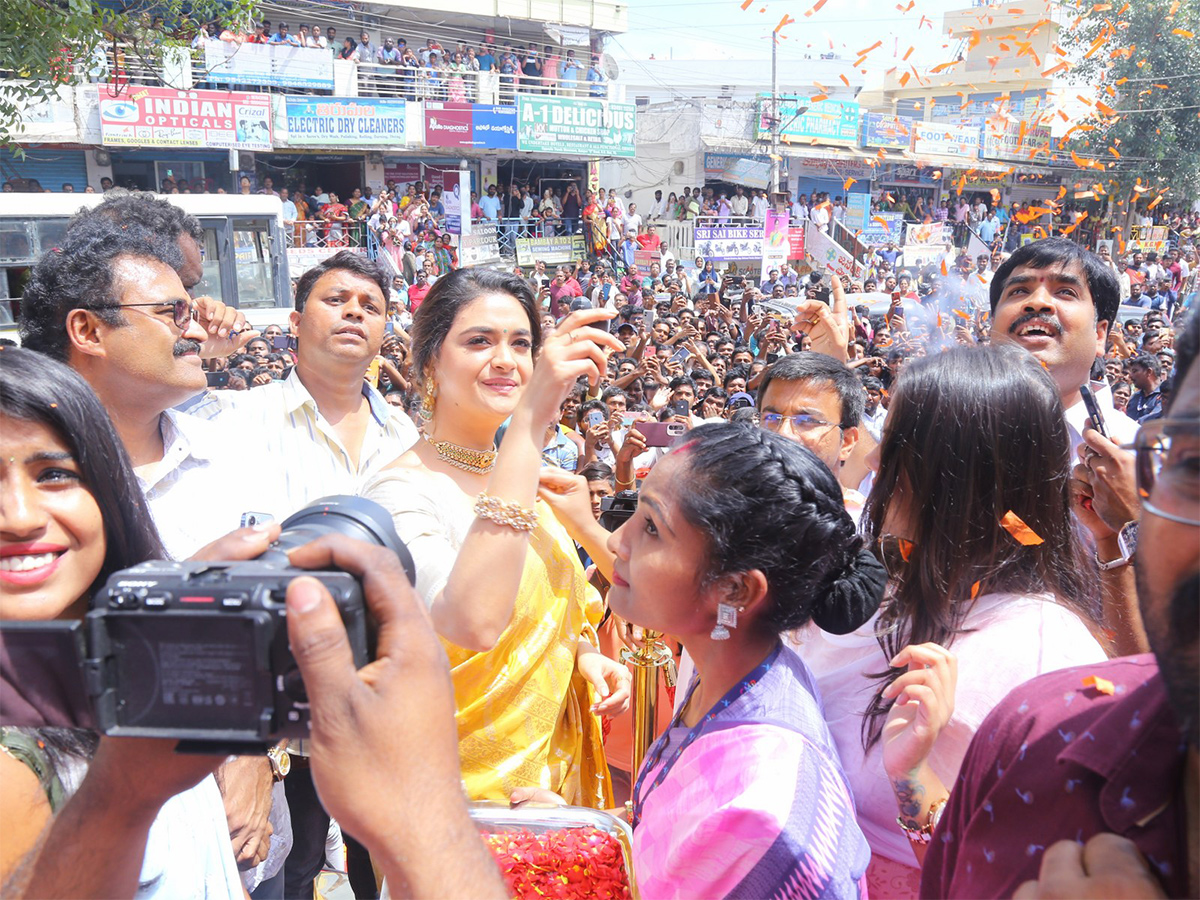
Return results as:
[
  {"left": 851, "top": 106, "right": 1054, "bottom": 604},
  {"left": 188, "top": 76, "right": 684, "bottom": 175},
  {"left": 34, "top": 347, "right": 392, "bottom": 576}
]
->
[
  {"left": 874, "top": 534, "right": 914, "bottom": 580},
  {"left": 1129, "top": 417, "right": 1200, "bottom": 527},
  {"left": 760, "top": 412, "right": 842, "bottom": 433},
  {"left": 98, "top": 299, "right": 198, "bottom": 331}
]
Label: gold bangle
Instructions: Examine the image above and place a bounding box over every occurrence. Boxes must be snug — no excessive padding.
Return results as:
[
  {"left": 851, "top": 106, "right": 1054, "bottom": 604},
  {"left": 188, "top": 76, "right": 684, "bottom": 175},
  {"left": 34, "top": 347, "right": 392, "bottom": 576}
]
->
[{"left": 473, "top": 492, "right": 539, "bottom": 532}]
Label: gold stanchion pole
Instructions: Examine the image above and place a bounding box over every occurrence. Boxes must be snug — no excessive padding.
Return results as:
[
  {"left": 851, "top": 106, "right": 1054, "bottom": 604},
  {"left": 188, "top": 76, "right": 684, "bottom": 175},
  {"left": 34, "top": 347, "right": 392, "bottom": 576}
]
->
[{"left": 620, "top": 629, "right": 676, "bottom": 779}]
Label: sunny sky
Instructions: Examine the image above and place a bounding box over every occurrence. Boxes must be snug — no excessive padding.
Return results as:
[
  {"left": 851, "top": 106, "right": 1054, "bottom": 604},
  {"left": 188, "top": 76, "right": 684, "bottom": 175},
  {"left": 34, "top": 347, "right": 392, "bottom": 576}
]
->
[{"left": 612, "top": 0, "right": 974, "bottom": 75}]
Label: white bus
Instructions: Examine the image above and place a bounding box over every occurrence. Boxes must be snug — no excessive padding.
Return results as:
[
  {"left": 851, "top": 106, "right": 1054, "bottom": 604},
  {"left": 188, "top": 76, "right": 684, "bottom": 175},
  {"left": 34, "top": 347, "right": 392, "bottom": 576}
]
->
[{"left": 0, "top": 193, "right": 293, "bottom": 342}]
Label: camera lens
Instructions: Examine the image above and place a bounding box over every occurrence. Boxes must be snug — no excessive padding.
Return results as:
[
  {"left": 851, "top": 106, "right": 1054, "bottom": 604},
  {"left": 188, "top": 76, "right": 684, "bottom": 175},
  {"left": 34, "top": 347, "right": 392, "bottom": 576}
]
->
[{"left": 274, "top": 496, "right": 416, "bottom": 586}]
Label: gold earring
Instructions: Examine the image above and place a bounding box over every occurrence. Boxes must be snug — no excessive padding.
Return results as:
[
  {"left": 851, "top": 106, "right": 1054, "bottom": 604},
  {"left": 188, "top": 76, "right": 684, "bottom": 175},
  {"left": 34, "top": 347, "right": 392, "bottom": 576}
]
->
[{"left": 421, "top": 379, "right": 436, "bottom": 422}]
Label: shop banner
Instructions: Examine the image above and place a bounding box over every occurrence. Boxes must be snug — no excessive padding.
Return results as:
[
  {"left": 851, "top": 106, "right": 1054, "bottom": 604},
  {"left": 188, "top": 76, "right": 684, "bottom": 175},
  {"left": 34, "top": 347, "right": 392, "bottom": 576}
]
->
[
  {"left": 788, "top": 226, "right": 806, "bottom": 260},
  {"left": 757, "top": 96, "right": 861, "bottom": 146},
  {"left": 516, "top": 96, "right": 636, "bottom": 158},
  {"left": 515, "top": 234, "right": 587, "bottom": 265},
  {"left": 791, "top": 155, "right": 873, "bottom": 181},
  {"left": 805, "top": 222, "right": 863, "bottom": 281},
  {"left": 980, "top": 119, "right": 1051, "bottom": 162},
  {"left": 761, "top": 210, "right": 790, "bottom": 273},
  {"left": 861, "top": 212, "right": 905, "bottom": 245},
  {"left": 282, "top": 97, "right": 414, "bottom": 146},
  {"left": 98, "top": 87, "right": 271, "bottom": 150},
  {"left": 862, "top": 113, "right": 915, "bottom": 150},
  {"left": 694, "top": 225, "right": 763, "bottom": 262},
  {"left": 202, "top": 39, "right": 334, "bottom": 91},
  {"left": 383, "top": 162, "right": 459, "bottom": 192},
  {"left": 460, "top": 223, "right": 502, "bottom": 267},
  {"left": 912, "top": 122, "right": 979, "bottom": 160},
  {"left": 471, "top": 105, "right": 518, "bottom": 150},
  {"left": 703, "top": 152, "right": 771, "bottom": 189},
  {"left": 905, "top": 221, "right": 948, "bottom": 248},
  {"left": 423, "top": 102, "right": 517, "bottom": 150}
]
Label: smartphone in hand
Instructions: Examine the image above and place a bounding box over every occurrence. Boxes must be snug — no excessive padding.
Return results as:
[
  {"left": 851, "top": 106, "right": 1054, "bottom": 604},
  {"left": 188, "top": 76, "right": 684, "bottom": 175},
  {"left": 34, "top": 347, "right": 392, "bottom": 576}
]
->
[{"left": 1079, "top": 385, "right": 1109, "bottom": 439}]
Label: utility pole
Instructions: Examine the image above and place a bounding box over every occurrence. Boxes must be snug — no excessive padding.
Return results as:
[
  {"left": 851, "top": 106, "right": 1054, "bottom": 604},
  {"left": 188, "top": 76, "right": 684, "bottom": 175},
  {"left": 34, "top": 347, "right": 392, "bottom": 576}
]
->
[{"left": 769, "top": 31, "right": 781, "bottom": 211}]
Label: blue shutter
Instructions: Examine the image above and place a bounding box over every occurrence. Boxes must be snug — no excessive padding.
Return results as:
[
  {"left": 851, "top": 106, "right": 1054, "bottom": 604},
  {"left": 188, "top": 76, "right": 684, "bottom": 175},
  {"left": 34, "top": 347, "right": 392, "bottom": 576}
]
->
[{"left": 1, "top": 148, "right": 89, "bottom": 192}]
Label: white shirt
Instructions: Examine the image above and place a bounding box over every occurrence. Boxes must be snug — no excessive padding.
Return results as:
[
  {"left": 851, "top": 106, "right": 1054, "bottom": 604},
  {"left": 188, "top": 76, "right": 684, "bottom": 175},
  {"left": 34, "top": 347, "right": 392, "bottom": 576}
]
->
[
  {"left": 861, "top": 404, "right": 887, "bottom": 443},
  {"left": 791, "top": 202, "right": 809, "bottom": 222},
  {"left": 181, "top": 370, "right": 420, "bottom": 516},
  {"left": 625, "top": 212, "right": 643, "bottom": 234},
  {"left": 1065, "top": 380, "right": 1139, "bottom": 456},
  {"left": 137, "top": 409, "right": 290, "bottom": 559},
  {"left": 751, "top": 195, "right": 768, "bottom": 220},
  {"left": 730, "top": 195, "right": 749, "bottom": 217},
  {"left": 647, "top": 196, "right": 667, "bottom": 220},
  {"left": 811, "top": 205, "right": 830, "bottom": 229},
  {"left": 794, "top": 591, "right": 1106, "bottom": 868}
]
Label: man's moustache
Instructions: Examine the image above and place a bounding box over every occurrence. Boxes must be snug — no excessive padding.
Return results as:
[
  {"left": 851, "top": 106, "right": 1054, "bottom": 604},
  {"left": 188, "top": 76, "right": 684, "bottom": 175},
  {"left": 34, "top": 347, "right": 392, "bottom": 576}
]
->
[{"left": 174, "top": 339, "right": 202, "bottom": 357}]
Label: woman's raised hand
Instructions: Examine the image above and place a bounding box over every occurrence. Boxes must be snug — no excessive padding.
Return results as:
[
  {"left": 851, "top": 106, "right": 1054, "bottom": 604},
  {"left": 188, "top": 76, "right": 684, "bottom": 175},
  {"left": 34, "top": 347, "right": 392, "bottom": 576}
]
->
[
  {"left": 518, "top": 308, "right": 621, "bottom": 427},
  {"left": 881, "top": 642, "right": 957, "bottom": 781}
]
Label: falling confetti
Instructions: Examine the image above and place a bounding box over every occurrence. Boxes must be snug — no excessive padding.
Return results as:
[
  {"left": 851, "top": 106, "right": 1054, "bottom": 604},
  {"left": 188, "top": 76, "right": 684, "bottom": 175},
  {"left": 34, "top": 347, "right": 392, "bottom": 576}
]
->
[{"left": 1000, "top": 510, "right": 1044, "bottom": 546}]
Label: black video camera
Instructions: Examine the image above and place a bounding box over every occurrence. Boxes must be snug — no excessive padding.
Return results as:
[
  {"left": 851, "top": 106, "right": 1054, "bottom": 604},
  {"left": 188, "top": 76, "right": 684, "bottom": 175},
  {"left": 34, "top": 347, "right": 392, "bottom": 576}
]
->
[
  {"left": 0, "top": 496, "right": 414, "bottom": 752},
  {"left": 598, "top": 491, "right": 638, "bottom": 532}
]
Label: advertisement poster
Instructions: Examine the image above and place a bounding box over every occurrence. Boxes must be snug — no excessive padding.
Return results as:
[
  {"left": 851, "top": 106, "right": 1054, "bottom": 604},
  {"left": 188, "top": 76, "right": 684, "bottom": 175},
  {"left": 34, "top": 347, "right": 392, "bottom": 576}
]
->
[
  {"left": 515, "top": 234, "right": 588, "bottom": 265},
  {"left": 788, "top": 226, "right": 806, "bottom": 260},
  {"left": 634, "top": 248, "right": 660, "bottom": 277},
  {"left": 460, "top": 223, "right": 502, "bottom": 267},
  {"left": 383, "top": 162, "right": 459, "bottom": 192},
  {"left": 912, "top": 122, "right": 980, "bottom": 160},
  {"left": 805, "top": 222, "right": 863, "bottom": 281},
  {"left": 517, "top": 96, "right": 636, "bottom": 158},
  {"left": 860, "top": 212, "right": 905, "bottom": 245},
  {"left": 693, "top": 225, "right": 763, "bottom": 262},
  {"left": 761, "top": 210, "right": 790, "bottom": 273},
  {"left": 444, "top": 170, "right": 471, "bottom": 236},
  {"left": 287, "top": 246, "right": 366, "bottom": 277},
  {"left": 203, "top": 39, "right": 333, "bottom": 91},
  {"left": 282, "top": 97, "right": 414, "bottom": 146},
  {"left": 862, "top": 113, "right": 915, "bottom": 150},
  {"left": 757, "top": 96, "right": 861, "bottom": 146},
  {"left": 844, "top": 193, "right": 870, "bottom": 234},
  {"left": 1128, "top": 224, "right": 1169, "bottom": 254},
  {"left": 98, "top": 87, "right": 271, "bottom": 150},
  {"left": 905, "top": 221, "right": 947, "bottom": 248}
]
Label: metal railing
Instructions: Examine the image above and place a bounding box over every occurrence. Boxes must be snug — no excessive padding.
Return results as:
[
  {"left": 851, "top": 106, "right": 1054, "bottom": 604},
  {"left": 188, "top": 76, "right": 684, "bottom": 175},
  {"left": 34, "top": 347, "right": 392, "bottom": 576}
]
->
[
  {"left": 75, "top": 41, "right": 617, "bottom": 104},
  {"left": 284, "top": 219, "right": 367, "bottom": 247}
]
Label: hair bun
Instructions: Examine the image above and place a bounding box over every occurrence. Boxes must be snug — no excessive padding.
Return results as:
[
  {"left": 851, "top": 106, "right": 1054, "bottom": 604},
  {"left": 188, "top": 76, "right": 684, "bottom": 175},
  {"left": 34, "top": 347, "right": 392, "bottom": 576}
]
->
[{"left": 811, "top": 545, "right": 888, "bottom": 635}]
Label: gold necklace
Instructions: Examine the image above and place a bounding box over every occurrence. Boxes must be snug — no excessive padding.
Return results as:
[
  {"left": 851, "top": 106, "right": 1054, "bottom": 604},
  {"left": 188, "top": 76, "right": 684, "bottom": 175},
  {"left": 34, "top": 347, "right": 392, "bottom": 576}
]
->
[{"left": 426, "top": 435, "right": 497, "bottom": 474}]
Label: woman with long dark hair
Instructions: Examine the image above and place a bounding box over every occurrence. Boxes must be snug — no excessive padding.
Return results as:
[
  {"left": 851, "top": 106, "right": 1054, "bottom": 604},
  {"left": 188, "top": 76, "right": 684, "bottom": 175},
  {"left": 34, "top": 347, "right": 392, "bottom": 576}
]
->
[
  {"left": 364, "top": 267, "right": 630, "bottom": 807},
  {"left": 796, "top": 344, "right": 1106, "bottom": 897},
  {"left": 513, "top": 423, "right": 888, "bottom": 898},
  {"left": 0, "top": 348, "right": 242, "bottom": 896}
]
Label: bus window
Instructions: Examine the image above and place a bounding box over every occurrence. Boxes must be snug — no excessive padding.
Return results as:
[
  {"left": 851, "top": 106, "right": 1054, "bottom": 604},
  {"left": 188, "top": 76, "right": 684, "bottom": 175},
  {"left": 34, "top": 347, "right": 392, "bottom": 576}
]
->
[
  {"left": 231, "top": 218, "right": 276, "bottom": 309},
  {"left": 0, "top": 222, "right": 33, "bottom": 265},
  {"left": 195, "top": 223, "right": 227, "bottom": 304},
  {"left": 36, "top": 220, "right": 69, "bottom": 257}
]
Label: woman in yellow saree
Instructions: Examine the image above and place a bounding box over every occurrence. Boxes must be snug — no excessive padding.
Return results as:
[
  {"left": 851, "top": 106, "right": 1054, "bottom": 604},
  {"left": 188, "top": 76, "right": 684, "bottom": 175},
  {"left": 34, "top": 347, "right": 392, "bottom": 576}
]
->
[{"left": 365, "top": 267, "right": 629, "bottom": 807}]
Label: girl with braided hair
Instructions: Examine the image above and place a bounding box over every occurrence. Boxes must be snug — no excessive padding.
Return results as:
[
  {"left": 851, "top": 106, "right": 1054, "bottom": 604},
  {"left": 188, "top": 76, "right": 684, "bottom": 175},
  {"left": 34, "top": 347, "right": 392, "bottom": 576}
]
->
[{"left": 516, "top": 422, "right": 888, "bottom": 899}]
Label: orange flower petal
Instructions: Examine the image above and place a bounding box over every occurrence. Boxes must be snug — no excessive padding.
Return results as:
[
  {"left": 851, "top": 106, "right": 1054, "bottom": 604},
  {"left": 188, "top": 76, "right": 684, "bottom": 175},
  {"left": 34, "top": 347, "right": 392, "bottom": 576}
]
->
[
  {"left": 1082, "top": 675, "right": 1115, "bottom": 695},
  {"left": 1001, "top": 510, "right": 1044, "bottom": 546}
]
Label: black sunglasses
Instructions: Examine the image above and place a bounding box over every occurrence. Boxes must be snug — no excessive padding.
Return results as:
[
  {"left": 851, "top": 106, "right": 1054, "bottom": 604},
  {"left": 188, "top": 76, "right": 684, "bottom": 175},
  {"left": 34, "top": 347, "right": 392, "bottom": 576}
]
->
[{"left": 104, "top": 299, "right": 198, "bottom": 330}]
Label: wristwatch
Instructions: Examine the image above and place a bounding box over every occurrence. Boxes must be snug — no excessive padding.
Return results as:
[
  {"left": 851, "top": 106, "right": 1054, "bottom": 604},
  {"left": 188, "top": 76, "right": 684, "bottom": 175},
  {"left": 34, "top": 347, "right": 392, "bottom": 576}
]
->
[
  {"left": 1098, "top": 520, "right": 1139, "bottom": 570},
  {"left": 267, "top": 745, "right": 290, "bottom": 782}
]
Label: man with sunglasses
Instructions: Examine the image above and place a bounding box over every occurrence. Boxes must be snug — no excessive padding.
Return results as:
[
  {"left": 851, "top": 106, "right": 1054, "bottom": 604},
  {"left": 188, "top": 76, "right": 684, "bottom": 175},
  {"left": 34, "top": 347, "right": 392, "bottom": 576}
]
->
[
  {"left": 19, "top": 214, "right": 292, "bottom": 890},
  {"left": 922, "top": 309, "right": 1199, "bottom": 899}
]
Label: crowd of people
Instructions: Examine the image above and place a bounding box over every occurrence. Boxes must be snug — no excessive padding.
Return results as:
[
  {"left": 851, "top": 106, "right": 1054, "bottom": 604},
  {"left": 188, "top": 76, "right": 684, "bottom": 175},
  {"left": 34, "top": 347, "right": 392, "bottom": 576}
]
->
[
  {"left": 0, "top": 189, "right": 1196, "bottom": 900},
  {"left": 78, "top": 14, "right": 611, "bottom": 104}
]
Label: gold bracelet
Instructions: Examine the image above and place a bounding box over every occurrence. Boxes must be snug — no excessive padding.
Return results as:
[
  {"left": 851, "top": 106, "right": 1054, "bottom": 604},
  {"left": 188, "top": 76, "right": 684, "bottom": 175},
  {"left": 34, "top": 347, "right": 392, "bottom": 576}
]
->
[{"left": 473, "top": 492, "right": 539, "bottom": 532}]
